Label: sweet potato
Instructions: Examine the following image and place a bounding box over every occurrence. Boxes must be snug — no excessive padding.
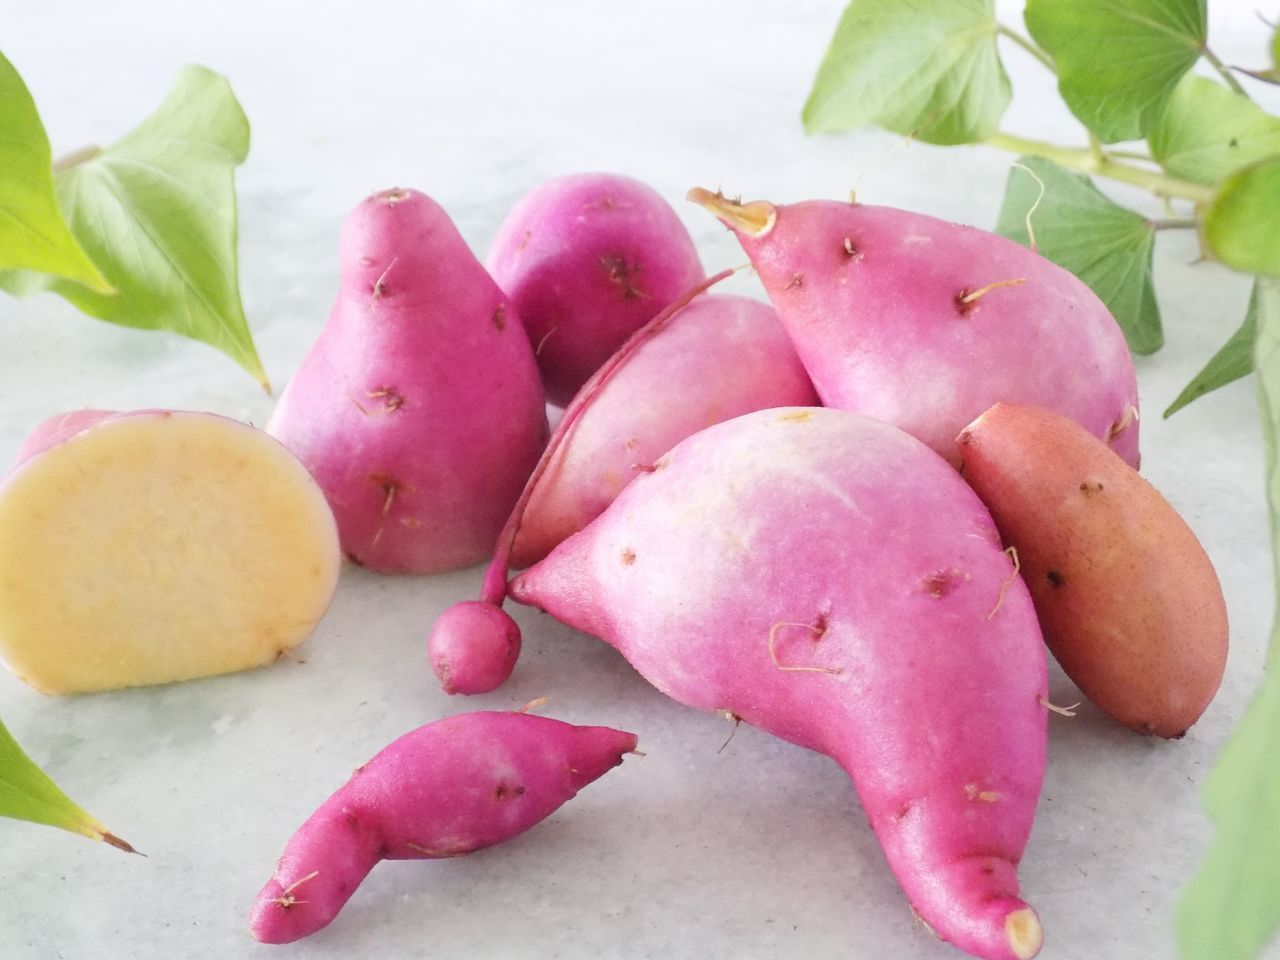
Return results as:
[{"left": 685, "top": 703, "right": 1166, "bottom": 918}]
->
[
  {"left": 0, "top": 409, "right": 339, "bottom": 694},
  {"left": 510, "top": 407, "right": 1049, "bottom": 960},
  {"left": 249, "top": 711, "right": 637, "bottom": 944},
  {"left": 688, "top": 188, "right": 1140, "bottom": 469},
  {"left": 269, "top": 187, "right": 547, "bottom": 573},
  {"left": 488, "top": 172, "right": 704, "bottom": 405},
  {"left": 429, "top": 275, "right": 813, "bottom": 694},
  {"left": 957, "top": 403, "right": 1228, "bottom": 737},
  {"left": 510, "top": 292, "right": 817, "bottom": 568}
]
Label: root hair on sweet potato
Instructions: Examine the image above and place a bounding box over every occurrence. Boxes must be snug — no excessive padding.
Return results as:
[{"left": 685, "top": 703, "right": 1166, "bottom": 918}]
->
[
  {"left": 1038, "top": 697, "right": 1081, "bottom": 717},
  {"left": 1009, "top": 161, "right": 1048, "bottom": 253},
  {"left": 988, "top": 546, "right": 1022, "bottom": 620},
  {"left": 767, "top": 621, "right": 843, "bottom": 675}
]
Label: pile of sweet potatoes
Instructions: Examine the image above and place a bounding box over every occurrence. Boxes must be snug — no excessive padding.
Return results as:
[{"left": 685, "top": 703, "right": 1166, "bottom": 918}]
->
[{"left": 2, "top": 173, "right": 1229, "bottom": 960}]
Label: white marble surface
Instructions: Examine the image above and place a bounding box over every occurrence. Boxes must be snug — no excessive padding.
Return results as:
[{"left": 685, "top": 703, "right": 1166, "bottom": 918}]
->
[{"left": 1, "top": 2, "right": 1278, "bottom": 958}]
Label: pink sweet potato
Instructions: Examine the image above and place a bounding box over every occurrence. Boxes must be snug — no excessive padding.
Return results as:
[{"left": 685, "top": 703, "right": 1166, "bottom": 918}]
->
[
  {"left": 488, "top": 172, "right": 704, "bottom": 405},
  {"left": 510, "top": 407, "right": 1049, "bottom": 960},
  {"left": 249, "top": 711, "right": 637, "bottom": 944},
  {"left": 430, "top": 274, "right": 812, "bottom": 695},
  {"left": 957, "top": 403, "right": 1228, "bottom": 738},
  {"left": 269, "top": 187, "right": 547, "bottom": 573},
  {"left": 510, "top": 292, "right": 818, "bottom": 567},
  {"left": 689, "top": 189, "right": 1140, "bottom": 469}
]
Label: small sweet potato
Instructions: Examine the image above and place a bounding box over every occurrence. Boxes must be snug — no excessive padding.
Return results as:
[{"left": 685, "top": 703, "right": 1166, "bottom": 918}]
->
[
  {"left": 249, "top": 711, "right": 637, "bottom": 943},
  {"left": 957, "top": 403, "right": 1228, "bottom": 737},
  {"left": 488, "top": 172, "right": 704, "bottom": 405}
]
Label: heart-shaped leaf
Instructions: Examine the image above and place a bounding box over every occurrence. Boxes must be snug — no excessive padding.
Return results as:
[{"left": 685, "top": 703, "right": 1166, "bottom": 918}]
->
[
  {"left": 996, "top": 156, "right": 1162, "bottom": 354},
  {"left": 1149, "top": 76, "right": 1280, "bottom": 184},
  {"left": 0, "top": 65, "right": 267, "bottom": 388},
  {"left": 1024, "top": 0, "right": 1206, "bottom": 143},
  {"left": 1203, "top": 155, "right": 1280, "bottom": 279},
  {"left": 0, "top": 51, "right": 110, "bottom": 292},
  {"left": 803, "top": 0, "right": 1010, "bottom": 146}
]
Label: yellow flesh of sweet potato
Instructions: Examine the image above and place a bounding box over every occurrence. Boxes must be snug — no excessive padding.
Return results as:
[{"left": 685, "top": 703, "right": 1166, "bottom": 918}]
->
[{"left": 0, "top": 412, "right": 340, "bottom": 694}]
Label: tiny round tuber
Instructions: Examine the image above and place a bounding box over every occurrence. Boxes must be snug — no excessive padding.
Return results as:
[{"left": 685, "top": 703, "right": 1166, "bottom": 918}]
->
[{"left": 428, "top": 602, "right": 521, "bottom": 695}]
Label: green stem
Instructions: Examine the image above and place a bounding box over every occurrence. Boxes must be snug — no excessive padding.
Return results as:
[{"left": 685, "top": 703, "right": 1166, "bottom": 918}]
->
[
  {"left": 1109, "top": 148, "right": 1161, "bottom": 164},
  {"left": 1202, "top": 44, "right": 1249, "bottom": 97},
  {"left": 1088, "top": 133, "right": 1105, "bottom": 167},
  {"left": 985, "top": 132, "right": 1216, "bottom": 204},
  {"left": 996, "top": 24, "right": 1056, "bottom": 73},
  {"left": 52, "top": 145, "right": 102, "bottom": 174},
  {"left": 1150, "top": 217, "right": 1198, "bottom": 231}
]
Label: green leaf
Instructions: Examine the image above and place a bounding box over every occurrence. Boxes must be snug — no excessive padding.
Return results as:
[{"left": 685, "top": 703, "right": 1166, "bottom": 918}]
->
[
  {"left": 1203, "top": 155, "right": 1280, "bottom": 279},
  {"left": 0, "top": 65, "right": 268, "bottom": 388},
  {"left": 1149, "top": 76, "right": 1280, "bottom": 184},
  {"left": 0, "top": 715, "right": 132, "bottom": 851},
  {"left": 1177, "top": 277, "right": 1280, "bottom": 960},
  {"left": 0, "top": 51, "right": 110, "bottom": 292},
  {"left": 995, "top": 156, "right": 1162, "bottom": 354},
  {"left": 1164, "top": 283, "right": 1258, "bottom": 417},
  {"left": 802, "top": 0, "right": 1010, "bottom": 146},
  {"left": 1024, "top": 0, "right": 1206, "bottom": 143}
]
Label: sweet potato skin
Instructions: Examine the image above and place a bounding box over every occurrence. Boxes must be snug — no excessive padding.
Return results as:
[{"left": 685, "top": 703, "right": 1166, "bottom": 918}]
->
[
  {"left": 12, "top": 409, "right": 116, "bottom": 463},
  {"left": 268, "top": 188, "right": 547, "bottom": 573},
  {"left": 510, "top": 293, "right": 818, "bottom": 567},
  {"left": 511, "top": 407, "right": 1048, "bottom": 960},
  {"left": 488, "top": 173, "right": 704, "bottom": 406},
  {"left": 428, "top": 601, "right": 521, "bottom": 694},
  {"left": 249, "top": 712, "right": 637, "bottom": 944},
  {"left": 957, "top": 402, "right": 1228, "bottom": 738}
]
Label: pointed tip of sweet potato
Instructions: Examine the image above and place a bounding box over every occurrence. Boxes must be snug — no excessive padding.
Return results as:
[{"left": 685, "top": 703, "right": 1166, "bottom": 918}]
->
[{"left": 686, "top": 187, "right": 777, "bottom": 238}]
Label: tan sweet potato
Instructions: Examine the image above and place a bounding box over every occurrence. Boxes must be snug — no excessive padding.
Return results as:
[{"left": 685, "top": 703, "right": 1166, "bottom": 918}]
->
[{"left": 957, "top": 403, "right": 1227, "bottom": 738}]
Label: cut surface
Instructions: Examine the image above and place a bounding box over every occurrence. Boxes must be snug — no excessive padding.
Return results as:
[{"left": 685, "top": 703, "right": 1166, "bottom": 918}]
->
[
  {"left": 1005, "top": 907, "right": 1043, "bottom": 959},
  {"left": 0, "top": 412, "right": 340, "bottom": 694}
]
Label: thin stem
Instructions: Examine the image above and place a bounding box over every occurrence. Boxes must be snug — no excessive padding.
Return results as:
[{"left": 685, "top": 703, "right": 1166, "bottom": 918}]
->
[
  {"left": 1202, "top": 44, "right": 1249, "bottom": 97},
  {"left": 996, "top": 24, "right": 1056, "bottom": 73},
  {"left": 1150, "top": 217, "right": 1198, "bottom": 231},
  {"left": 996, "top": 26, "right": 1109, "bottom": 167},
  {"left": 1087, "top": 133, "right": 1105, "bottom": 170},
  {"left": 985, "top": 131, "right": 1216, "bottom": 204},
  {"left": 52, "top": 144, "right": 101, "bottom": 174},
  {"left": 1109, "top": 149, "right": 1161, "bottom": 164}
]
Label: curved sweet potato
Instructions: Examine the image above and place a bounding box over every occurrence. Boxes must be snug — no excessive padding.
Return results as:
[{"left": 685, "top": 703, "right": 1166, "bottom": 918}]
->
[{"left": 511, "top": 407, "right": 1049, "bottom": 960}]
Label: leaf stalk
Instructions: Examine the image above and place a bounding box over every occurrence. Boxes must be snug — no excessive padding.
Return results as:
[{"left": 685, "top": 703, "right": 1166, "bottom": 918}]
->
[
  {"left": 1087, "top": 133, "right": 1105, "bottom": 172},
  {"left": 1150, "top": 217, "right": 1198, "bottom": 231},
  {"left": 985, "top": 132, "right": 1215, "bottom": 204},
  {"left": 1201, "top": 44, "right": 1249, "bottom": 98},
  {"left": 52, "top": 145, "right": 102, "bottom": 174},
  {"left": 995, "top": 24, "right": 1056, "bottom": 73}
]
